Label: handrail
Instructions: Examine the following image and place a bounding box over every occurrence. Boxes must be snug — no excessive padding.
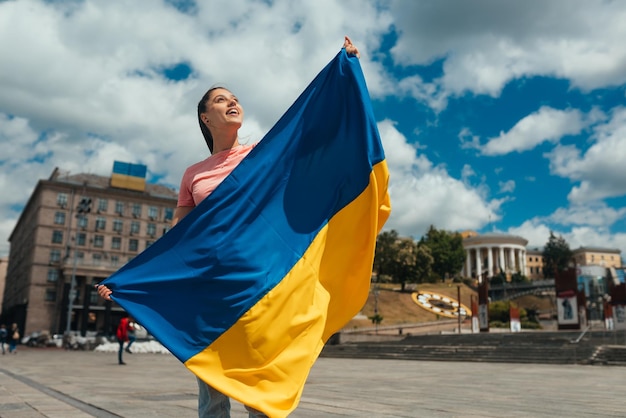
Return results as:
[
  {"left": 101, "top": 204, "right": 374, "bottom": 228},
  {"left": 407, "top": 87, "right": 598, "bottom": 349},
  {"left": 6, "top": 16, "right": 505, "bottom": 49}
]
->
[{"left": 570, "top": 325, "right": 591, "bottom": 344}]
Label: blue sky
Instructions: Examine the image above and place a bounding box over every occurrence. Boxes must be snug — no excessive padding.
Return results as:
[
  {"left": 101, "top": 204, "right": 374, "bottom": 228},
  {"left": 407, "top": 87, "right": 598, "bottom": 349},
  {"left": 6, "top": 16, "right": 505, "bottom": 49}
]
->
[{"left": 1, "top": 0, "right": 626, "bottom": 258}]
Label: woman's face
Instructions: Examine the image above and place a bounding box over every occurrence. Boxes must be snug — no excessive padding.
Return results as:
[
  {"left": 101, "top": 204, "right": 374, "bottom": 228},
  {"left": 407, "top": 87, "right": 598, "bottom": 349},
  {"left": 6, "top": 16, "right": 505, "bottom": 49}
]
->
[{"left": 203, "top": 88, "right": 244, "bottom": 130}]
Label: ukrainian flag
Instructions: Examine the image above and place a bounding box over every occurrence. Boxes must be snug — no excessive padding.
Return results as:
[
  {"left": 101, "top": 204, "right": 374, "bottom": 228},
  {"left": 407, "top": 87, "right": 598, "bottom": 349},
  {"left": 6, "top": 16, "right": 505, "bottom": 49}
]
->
[{"left": 102, "top": 48, "right": 390, "bottom": 417}]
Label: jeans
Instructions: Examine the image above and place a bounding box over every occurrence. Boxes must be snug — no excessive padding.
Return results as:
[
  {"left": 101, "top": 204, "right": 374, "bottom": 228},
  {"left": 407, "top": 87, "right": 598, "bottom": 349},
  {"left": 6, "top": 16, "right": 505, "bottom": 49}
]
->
[
  {"left": 117, "top": 338, "right": 125, "bottom": 364},
  {"left": 197, "top": 377, "right": 267, "bottom": 418}
]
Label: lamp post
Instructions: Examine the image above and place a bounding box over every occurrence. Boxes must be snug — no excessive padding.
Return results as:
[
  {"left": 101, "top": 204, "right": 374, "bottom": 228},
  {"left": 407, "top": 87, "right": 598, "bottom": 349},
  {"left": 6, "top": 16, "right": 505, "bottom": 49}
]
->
[{"left": 65, "top": 197, "right": 91, "bottom": 334}]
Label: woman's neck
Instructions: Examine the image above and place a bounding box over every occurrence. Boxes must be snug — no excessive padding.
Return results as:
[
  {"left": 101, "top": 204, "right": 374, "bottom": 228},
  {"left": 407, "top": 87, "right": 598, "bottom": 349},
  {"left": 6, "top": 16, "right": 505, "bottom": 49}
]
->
[{"left": 212, "top": 131, "right": 240, "bottom": 154}]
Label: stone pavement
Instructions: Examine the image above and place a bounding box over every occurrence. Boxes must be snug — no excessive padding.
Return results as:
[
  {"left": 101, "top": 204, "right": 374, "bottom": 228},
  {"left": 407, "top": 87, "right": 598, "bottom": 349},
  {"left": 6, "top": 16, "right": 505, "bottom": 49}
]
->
[{"left": 0, "top": 346, "right": 624, "bottom": 417}]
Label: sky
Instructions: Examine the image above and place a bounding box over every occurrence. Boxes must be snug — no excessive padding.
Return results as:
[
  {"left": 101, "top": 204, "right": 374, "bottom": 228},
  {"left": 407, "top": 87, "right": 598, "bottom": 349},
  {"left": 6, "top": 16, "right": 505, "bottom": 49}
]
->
[{"left": 1, "top": 0, "right": 626, "bottom": 259}]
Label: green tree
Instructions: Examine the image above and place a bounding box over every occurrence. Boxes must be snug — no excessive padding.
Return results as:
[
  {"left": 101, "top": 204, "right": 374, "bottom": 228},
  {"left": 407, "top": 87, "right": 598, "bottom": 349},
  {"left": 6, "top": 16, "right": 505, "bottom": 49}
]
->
[
  {"left": 373, "top": 230, "right": 399, "bottom": 280},
  {"left": 414, "top": 244, "right": 434, "bottom": 284},
  {"left": 393, "top": 237, "right": 418, "bottom": 291},
  {"left": 419, "top": 225, "right": 466, "bottom": 282},
  {"left": 542, "top": 231, "right": 573, "bottom": 278},
  {"left": 490, "top": 271, "right": 506, "bottom": 286}
]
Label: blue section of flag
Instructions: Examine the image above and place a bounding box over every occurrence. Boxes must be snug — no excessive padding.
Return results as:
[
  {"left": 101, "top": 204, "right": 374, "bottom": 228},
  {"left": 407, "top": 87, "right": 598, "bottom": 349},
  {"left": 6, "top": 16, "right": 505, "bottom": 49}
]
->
[
  {"left": 102, "top": 49, "right": 384, "bottom": 362},
  {"left": 112, "top": 161, "right": 147, "bottom": 178}
]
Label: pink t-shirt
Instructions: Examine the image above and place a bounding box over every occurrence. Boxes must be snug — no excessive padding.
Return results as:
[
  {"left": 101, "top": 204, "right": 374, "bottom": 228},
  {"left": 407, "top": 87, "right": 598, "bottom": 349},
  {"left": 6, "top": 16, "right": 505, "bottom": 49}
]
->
[{"left": 178, "top": 144, "right": 256, "bottom": 207}]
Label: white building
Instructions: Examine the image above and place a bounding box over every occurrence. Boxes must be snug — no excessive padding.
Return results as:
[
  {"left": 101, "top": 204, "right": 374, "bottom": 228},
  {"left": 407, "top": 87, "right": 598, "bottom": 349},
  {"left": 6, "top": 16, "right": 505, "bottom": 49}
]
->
[{"left": 462, "top": 233, "right": 528, "bottom": 282}]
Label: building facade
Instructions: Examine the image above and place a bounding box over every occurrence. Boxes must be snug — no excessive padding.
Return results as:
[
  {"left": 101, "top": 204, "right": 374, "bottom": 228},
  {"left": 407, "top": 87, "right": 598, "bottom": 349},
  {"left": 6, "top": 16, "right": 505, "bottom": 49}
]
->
[
  {"left": 462, "top": 233, "right": 528, "bottom": 282},
  {"left": 2, "top": 167, "right": 177, "bottom": 337},
  {"left": 0, "top": 256, "right": 7, "bottom": 314},
  {"left": 573, "top": 247, "right": 622, "bottom": 268},
  {"left": 526, "top": 248, "right": 544, "bottom": 280}
]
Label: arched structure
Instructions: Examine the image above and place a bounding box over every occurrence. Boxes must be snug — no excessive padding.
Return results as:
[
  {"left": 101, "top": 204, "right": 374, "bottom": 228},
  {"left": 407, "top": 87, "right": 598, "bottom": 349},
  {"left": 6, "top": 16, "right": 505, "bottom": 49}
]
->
[{"left": 462, "top": 233, "right": 528, "bottom": 282}]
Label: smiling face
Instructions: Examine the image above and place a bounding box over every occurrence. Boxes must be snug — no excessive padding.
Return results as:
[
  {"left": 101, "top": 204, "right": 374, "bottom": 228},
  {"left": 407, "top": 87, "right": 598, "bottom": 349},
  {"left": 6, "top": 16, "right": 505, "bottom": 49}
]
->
[{"left": 201, "top": 88, "right": 244, "bottom": 130}]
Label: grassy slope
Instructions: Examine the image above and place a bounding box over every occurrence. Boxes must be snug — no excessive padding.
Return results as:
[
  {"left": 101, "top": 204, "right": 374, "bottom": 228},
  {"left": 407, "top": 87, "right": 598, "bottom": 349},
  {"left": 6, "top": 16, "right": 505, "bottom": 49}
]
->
[{"left": 343, "top": 283, "right": 555, "bottom": 331}]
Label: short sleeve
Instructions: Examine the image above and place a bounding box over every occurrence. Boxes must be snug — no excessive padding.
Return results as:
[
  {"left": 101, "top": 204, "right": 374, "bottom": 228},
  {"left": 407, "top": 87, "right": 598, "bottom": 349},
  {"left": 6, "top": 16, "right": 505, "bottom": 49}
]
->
[{"left": 177, "top": 168, "right": 195, "bottom": 207}]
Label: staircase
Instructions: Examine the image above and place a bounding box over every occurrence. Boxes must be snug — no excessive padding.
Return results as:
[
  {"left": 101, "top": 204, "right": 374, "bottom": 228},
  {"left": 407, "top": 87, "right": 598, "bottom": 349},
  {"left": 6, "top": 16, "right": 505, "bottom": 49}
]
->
[{"left": 321, "top": 330, "right": 626, "bottom": 366}]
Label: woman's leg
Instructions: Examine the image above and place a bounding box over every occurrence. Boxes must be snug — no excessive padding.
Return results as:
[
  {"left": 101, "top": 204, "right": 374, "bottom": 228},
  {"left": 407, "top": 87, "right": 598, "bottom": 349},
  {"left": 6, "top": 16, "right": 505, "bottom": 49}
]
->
[
  {"left": 117, "top": 339, "right": 125, "bottom": 364},
  {"left": 197, "top": 377, "right": 230, "bottom": 418}
]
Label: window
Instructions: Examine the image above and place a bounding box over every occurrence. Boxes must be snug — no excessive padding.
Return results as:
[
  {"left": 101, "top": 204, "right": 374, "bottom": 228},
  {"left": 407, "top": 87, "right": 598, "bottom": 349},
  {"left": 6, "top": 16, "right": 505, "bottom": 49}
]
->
[
  {"left": 47, "top": 269, "right": 59, "bottom": 282},
  {"left": 93, "top": 235, "right": 104, "bottom": 248},
  {"left": 78, "top": 216, "right": 88, "bottom": 229},
  {"left": 147, "top": 223, "right": 156, "bottom": 237},
  {"left": 111, "top": 255, "right": 120, "bottom": 267},
  {"left": 76, "top": 251, "right": 85, "bottom": 263},
  {"left": 45, "top": 289, "right": 57, "bottom": 302},
  {"left": 164, "top": 207, "right": 174, "bottom": 222},
  {"left": 115, "top": 201, "right": 125, "bottom": 215},
  {"left": 57, "top": 193, "right": 68, "bottom": 207},
  {"left": 146, "top": 240, "right": 154, "bottom": 248},
  {"left": 111, "top": 236, "right": 121, "bottom": 250},
  {"left": 95, "top": 216, "right": 106, "bottom": 231},
  {"left": 97, "top": 198, "right": 108, "bottom": 213},
  {"left": 54, "top": 212, "right": 66, "bottom": 225},
  {"left": 113, "top": 219, "right": 123, "bottom": 233},
  {"left": 148, "top": 206, "right": 158, "bottom": 220},
  {"left": 132, "top": 203, "right": 142, "bottom": 218},
  {"left": 130, "top": 221, "right": 140, "bottom": 235},
  {"left": 52, "top": 230, "right": 63, "bottom": 244},
  {"left": 129, "top": 239, "right": 139, "bottom": 252},
  {"left": 93, "top": 253, "right": 102, "bottom": 266},
  {"left": 76, "top": 232, "right": 86, "bottom": 246},
  {"left": 49, "top": 250, "right": 61, "bottom": 263}
]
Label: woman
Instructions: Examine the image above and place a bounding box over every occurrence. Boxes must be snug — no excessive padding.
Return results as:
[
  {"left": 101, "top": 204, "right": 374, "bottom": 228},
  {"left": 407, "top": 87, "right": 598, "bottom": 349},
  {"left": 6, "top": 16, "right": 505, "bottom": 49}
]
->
[
  {"left": 98, "top": 36, "right": 360, "bottom": 418},
  {"left": 9, "top": 323, "right": 19, "bottom": 354}
]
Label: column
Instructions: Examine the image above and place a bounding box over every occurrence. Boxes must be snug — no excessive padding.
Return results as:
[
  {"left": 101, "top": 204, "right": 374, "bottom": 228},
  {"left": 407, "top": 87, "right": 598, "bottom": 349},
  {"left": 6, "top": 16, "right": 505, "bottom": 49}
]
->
[
  {"left": 520, "top": 248, "right": 527, "bottom": 276},
  {"left": 487, "top": 246, "right": 494, "bottom": 278},
  {"left": 466, "top": 250, "right": 472, "bottom": 278},
  {"left": 509, "top": 248, "right": 515, "bottom": 274},
  {"left": 499, "top": 246, "right": 505, "bottom": 274},
  {"left": 476, "top": 248, "right": 482, "bottom": 282}
]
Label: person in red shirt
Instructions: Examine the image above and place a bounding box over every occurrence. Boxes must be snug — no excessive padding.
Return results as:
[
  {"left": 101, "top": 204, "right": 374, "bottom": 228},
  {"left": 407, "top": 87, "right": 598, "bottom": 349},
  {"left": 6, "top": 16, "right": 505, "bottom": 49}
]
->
[{"left": 116, "top": 316, "right": 133, "bottom": 365}]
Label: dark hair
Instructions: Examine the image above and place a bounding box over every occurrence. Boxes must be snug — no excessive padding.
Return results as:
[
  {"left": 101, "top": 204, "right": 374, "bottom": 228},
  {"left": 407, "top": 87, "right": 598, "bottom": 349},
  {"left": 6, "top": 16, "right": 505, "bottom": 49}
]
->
[{"left": 197, "top": 86, "right": 227, "bottom": 153}]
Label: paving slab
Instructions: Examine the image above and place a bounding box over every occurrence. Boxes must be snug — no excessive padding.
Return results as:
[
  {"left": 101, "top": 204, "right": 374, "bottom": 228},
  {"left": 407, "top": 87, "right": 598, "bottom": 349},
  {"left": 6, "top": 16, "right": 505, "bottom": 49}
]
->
[{"left": 0, "top": 346, "right": 624, "bottom": 417}]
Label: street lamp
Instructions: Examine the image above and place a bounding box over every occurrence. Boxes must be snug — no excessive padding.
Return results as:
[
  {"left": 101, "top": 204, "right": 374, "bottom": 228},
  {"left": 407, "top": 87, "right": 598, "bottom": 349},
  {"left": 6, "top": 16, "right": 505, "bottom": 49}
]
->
[{"left": 65, "top": 197, "right": 91, "bottom": 334}]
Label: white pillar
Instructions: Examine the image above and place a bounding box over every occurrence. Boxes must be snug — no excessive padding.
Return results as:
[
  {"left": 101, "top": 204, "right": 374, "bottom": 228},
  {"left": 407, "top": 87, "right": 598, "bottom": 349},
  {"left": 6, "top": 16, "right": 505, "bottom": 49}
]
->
[
  {"left": 476, "top": 248, "right": 482, "bottom": 282},
  {"left": 487, "top": 246, "right": 494, "bottom": 278},
  {"left": 499, "top": 246, "right": 505, "bottom": 274},
  {"left": 521, "top": 249, "right": 527, "bottom": 276},
  {"left": 465, "top": 250, "right": 471, "bottom": 278},
  {"left": 509, "top": 248, "right": 515, "bottom": 274}
]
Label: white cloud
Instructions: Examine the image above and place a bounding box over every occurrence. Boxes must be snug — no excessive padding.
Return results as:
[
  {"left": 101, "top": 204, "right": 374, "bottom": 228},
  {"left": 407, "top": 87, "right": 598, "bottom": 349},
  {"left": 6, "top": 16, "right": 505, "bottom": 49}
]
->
[
  {"left": 378, "top": 120, "right": 500, "bottom": 238},
  {"left": 547, "top": 107, "right": 626, "bottom": 203},
  {"left": 388, "top": 0, "right": 626, "bottom": 99},
  {"left": 482, "top": 107, "right": 586, "bottom": 156},
  {"left": 498, "top": 180, "right": 515, "bottom": 194}
]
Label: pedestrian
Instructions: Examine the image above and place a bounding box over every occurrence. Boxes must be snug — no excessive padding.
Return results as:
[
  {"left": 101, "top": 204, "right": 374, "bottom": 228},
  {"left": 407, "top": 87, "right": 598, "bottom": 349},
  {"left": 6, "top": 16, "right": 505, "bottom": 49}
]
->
[
  {"left": 9, "top": 323, "right": 20, "bottom": 354},
  {"left": 97, "top": 36, "right": 361, "bottom": 417},
  {"left": 126, "top": 319, "right": 136, "bottom": 354},
  {"left": 0, "top": 324, "right": 7, "bottom": 354},
  {"left": 116, "top": 316, "right": 133, "bottom": 365}
]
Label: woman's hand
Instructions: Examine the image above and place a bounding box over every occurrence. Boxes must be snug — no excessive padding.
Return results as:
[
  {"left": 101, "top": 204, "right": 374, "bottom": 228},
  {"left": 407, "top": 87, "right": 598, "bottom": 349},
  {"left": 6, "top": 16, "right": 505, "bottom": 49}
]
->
[
  {"left": 343, "top": 35, "right": 360, "bottom": 58},
  {"left": 95, "top": 284, "right": 113, "bottom": 301}
]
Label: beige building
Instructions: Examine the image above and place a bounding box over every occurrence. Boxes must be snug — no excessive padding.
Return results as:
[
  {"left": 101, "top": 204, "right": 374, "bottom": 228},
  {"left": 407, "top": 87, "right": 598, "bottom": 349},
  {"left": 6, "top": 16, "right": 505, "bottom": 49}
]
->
[
  {"left": 2, "top": 166, "right": 177, "bottom": 337},
  {"left": 526, "top": 248, "right": 544, "bottom": 280},
  {"left": 0, "top": 256, "right": 7, "bottom": 314},
  {"left": 572, "top": 247, "right": 622, "bottom": 268}
]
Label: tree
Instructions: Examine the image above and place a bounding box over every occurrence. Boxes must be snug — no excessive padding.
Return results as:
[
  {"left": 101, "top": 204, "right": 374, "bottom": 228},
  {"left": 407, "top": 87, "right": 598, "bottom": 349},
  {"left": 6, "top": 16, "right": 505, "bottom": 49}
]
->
[
  {"left": 393, "top": 237, "right": 418, "bottom": 291},
  {"left": 373, "top": 230, "right": 399, "bottom": 280},
  {"left": 414, "top": 244, "right": 434, "bottom": 284},
  {"left": 542, "top": 231, "right": 573, "bottom": 277},
  {"left": 419, "top": 225, "right": 466, "bottom": 282}
]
